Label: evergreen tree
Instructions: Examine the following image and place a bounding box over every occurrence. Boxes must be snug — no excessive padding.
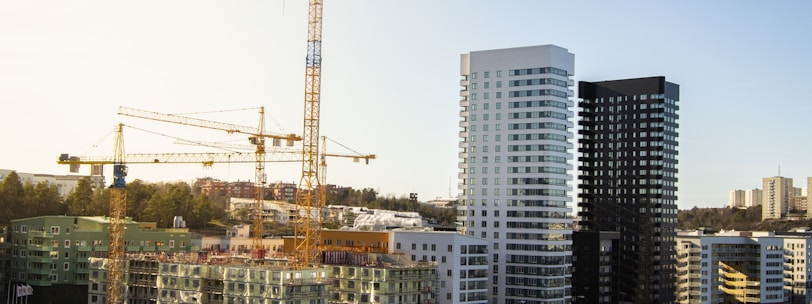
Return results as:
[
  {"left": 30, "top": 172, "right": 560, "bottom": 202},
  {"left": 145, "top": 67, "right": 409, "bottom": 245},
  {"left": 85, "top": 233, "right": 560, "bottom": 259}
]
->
[
  {"left": 24, "top": 181, "right": 66, "bottom": 217},
  {"left": 0, "top": 171, "right": 23, "bottom": 225},
  {"left": 65, "top": 177, "right": 95, "bottom": 216}
]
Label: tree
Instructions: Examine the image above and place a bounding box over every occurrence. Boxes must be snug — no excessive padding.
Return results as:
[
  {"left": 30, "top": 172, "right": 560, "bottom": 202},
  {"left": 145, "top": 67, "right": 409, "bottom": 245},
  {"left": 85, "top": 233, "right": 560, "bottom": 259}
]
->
[
  {"left": 143, "top": 182, "right": 195, "bottom": 227},
  {"left": 187, "top": 194, "right": 215, "bottom": 228},
  {"left": 126, "top": 179, "right": 154, "bottom": 222},
  {"left": 65, "top": 177, "right": 95, "bottom": 216},
  {"left": 0, "top": 171, "right": 23, "bottom": 225},
  {"left": 24, "top": 181, "right": 65, "bottom": 217}
]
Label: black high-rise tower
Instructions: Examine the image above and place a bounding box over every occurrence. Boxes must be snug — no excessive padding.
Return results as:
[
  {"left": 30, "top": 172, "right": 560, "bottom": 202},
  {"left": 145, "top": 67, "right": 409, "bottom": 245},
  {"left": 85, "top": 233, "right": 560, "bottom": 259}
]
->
[{"left": 574, "top": 76, "right": 679, "bottom": 304}]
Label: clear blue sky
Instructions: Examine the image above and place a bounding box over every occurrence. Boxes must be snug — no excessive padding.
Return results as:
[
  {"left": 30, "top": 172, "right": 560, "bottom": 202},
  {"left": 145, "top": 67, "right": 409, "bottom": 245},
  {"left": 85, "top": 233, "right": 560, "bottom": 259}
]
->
[{"left": 2, "top": 1, "right": 810, "bottom": 209}]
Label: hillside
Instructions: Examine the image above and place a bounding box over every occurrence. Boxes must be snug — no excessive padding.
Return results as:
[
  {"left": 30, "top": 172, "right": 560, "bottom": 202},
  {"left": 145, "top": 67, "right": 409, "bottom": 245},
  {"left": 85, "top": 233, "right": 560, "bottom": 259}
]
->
[{"left": 678, "top": 206, "right": 812, "bottom": 232}]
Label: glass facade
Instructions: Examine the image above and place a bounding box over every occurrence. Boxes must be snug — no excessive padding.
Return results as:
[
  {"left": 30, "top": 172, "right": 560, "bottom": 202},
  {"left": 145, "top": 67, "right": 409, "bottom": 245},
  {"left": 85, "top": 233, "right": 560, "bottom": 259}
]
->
[{"left": 576, "top": 77, "right": 680, "bottom": 303}]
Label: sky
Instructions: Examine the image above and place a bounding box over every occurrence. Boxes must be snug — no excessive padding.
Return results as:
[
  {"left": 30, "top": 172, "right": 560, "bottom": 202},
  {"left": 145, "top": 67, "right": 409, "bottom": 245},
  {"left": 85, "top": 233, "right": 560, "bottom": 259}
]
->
[{"left": 1, "top": 1, "right": 811, "bottom": 210}]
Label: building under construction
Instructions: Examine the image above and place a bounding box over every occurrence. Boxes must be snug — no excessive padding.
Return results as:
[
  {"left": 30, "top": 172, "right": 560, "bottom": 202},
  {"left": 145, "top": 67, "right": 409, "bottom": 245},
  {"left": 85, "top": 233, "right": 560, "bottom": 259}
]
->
[
  {"left": 88, "top": 254, "right": 328, "bottom": 304},
  {"left": 87, "top": 249, "right": 436, "bottom": 304},
  {"left": 322, "top": 251, "right": 437, "bottom": 304}
]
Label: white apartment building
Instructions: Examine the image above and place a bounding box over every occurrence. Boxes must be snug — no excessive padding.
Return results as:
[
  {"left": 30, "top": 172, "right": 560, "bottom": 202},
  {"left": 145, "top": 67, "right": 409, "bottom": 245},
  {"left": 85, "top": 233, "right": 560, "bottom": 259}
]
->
[
  {"left": 745, "top": 189, "right": 762, "bottom": 208},
  {"left": 729, "top": 190, "right": 746, "bottom": 208},
  {"left": 229, "top": 197, "right": 322, "bottom": 224},
  {"left": 781, "top": 230, "right": 812, "bottom": 304},
  {"left": 391, "top": 229, "right": 489, "bottom": 304},
  {"left": 457, "top": 45, "right": 574, "bottom": 304},
  {"left": 676, "top": 229, "right": 807, "bottom": 303}
]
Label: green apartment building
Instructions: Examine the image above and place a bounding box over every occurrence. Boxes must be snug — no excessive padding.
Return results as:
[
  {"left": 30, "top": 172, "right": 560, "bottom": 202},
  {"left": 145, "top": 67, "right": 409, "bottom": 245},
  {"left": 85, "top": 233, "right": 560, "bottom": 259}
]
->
[{"left": 9, "top": 216, "right": 191, "bottom": 303}]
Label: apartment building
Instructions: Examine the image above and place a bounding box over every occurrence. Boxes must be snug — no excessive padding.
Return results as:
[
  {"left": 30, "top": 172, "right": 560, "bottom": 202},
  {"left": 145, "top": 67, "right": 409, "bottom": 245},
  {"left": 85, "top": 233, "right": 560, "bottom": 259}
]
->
[
  {"left": 457, "top": 44, "right": 575, "bottom": 304},
  {"left": 676, "top": 230, "right": 789, "bottom": 303},
  {"left": 575, "top": 76, "right": 680, "bottom": 303},
  {"left": 391, "top": 229, "right": 489, "bottom": 304},
  {"left": 9, "top": 216, "right": 191, "bottom": 303}
]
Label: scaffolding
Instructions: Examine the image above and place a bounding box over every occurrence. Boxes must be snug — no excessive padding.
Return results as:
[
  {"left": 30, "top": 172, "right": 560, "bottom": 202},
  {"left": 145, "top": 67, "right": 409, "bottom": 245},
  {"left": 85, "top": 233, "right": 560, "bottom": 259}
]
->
[
  {"left": 89, "top": 254, "right": 328, "bottom": 304},
  {"left": 322, "top": 252, "right": 437, "bottom": 304}
]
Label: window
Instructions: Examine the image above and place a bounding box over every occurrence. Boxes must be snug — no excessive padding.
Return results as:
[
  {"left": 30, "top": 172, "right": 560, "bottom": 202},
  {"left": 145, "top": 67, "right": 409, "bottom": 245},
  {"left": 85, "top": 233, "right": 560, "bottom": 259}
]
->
[
  {"left": 50, "top": 226, "right": 60, "bottom": 234},
  {"left": 484, "top": 71, "right": 490, "bottom": 78},
  {"left": 64, "top": 262, "right": 70, "bottom": 270},
  {"left": 64, "top": 240, "right": 70, "bottom": 248}
]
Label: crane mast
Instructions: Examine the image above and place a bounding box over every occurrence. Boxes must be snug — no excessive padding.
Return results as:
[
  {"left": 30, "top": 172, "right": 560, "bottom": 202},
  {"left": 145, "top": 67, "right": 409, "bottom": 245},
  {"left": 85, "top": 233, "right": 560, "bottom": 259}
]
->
[
  {"left": 107, "top": 123, "right": 127, "bottom": 304},
  {"left": 251, "top": 107, "right": 267, "bottom": 257},
  {"left": 295, "top": 0, "right": 324, "bottom": 268}
]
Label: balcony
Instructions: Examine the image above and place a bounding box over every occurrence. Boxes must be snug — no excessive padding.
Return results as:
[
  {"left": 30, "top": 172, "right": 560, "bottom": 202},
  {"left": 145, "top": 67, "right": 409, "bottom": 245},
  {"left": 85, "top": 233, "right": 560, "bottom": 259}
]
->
[
  {"left": 27, "top": 279, "right": 52, "bottom": 287},
  {"left": 28, "top": 231, "right": 54, "bottom": 239},
  {"left": 28, "top": 256, "right": 53, "bottom": 264},
  {"left": 28, "top": 267, "right": 52, "bottom": 275},
  {"left": 27, "top": 244, "right": 50, "bottom": 252}
]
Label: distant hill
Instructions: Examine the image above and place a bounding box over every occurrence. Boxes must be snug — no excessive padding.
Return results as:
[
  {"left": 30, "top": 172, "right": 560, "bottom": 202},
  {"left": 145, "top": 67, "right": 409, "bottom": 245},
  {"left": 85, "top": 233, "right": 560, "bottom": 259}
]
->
[{"left": 678, "top": 206, "right": 812, "bottom": 232}]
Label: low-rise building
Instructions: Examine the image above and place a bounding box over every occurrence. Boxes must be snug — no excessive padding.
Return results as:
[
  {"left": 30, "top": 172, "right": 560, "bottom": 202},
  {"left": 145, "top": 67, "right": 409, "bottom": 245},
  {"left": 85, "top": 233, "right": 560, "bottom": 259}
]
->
[
  {"left": 676, "top": 229, "right": 788, "bottom": 303},
  {"left": 323, "top": 252, "right": 436, "bottom": 304},
  {"left": 89, "top": 254, "right": 328, "bottom": 304},
  {"left": 9, "top": 216, "right": 191, "bottom": 303},
  {"left": 391, "top": 229, "right": 488, "bottom": 304}
]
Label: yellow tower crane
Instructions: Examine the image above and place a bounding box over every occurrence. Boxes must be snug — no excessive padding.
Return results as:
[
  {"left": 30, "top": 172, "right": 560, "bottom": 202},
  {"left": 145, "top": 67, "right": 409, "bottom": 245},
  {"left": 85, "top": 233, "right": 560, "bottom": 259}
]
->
[
  {"left": 117, "top": 106, "right": 300, "bottom": 258},
  {"left": 107, "top": 123, "right": 127, "bottom": 304},
  {"left": 294, "top": 0, "right": 324, "bottom": 268},
  {"left": 57, "top": 124, "right": 315, "bottom": 303}
]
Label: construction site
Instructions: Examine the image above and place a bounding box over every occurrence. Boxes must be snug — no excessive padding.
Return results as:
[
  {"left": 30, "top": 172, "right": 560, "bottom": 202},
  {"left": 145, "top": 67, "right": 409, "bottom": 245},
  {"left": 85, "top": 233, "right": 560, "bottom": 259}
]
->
[
  {"left": 86, "top": 251, "right": 436, "bottom": 304},
  {"left": 43, "top": 0, "right": 440, "bottom": 303}
]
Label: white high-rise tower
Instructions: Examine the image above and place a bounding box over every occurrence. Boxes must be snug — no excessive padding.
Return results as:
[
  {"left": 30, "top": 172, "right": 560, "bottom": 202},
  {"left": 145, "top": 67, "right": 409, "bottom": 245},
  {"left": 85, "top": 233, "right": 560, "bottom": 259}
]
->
[{"left": 458, "top": 45, "right": 574, "bottom": 304}]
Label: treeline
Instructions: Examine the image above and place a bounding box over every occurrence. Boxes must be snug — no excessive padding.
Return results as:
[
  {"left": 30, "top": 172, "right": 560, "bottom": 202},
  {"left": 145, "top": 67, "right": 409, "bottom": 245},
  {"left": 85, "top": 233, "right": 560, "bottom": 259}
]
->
[
  {"left": 678, "top": 205, "right": 812, "bottom": 232},
  {"left": 0, "top": 171, "right": 228, "bottom": 228},
  {"left": 677, "top": 206, "right": 762, "bottom": 231},
  {"left": 0, "top": 171, "right": 457, "bottom": 230},
  {"left": 327, "top": 188, "right": 457, "bottom": 226}
]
